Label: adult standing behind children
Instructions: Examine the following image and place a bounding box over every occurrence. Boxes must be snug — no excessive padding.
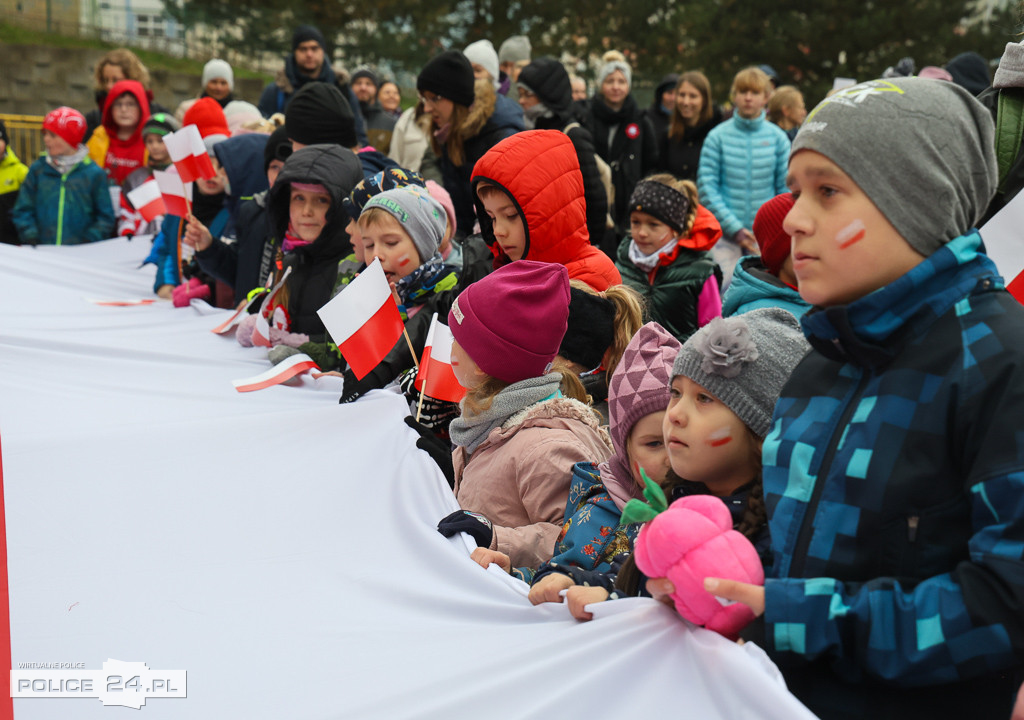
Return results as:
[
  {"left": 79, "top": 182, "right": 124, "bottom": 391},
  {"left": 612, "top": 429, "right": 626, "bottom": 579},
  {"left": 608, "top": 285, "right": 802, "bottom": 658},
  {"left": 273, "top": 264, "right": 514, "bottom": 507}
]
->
[
  {"left": 697, "top": 66, "right": 789, "bottom": 288},
  {"left": 350, "top": 68, "right": 396, "bottom": 154},
  {"left": 657, "top": 71, "right": 723, "bottom": 183},
  {"left": 584, "top": 52, "right": 657, "bottom": 244},
  {"left": 83, "top": 49, "right": 168, "bottom": 143},
  {"left": 257, "top": 25, "right": 367, "bottom": 147},
  {"left": 668, "top": 77, "right": 1024, "bottom": 720},
  {"left": 416, "top": 49, "right": 523, "bottom": 238},
  {"left": 516, "top": 57, "right": 611, "bottom": 253},
  {"left": 12, "top": 107, "right": 114, "bottom": 245}
]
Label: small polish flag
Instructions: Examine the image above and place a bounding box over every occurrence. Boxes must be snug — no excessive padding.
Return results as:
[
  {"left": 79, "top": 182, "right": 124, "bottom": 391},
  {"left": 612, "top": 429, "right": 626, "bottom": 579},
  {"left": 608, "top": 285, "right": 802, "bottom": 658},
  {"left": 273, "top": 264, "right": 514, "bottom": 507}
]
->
[
  {"left": 125, "top": 179, "right": 165, "bottom": 222},
  {"left": 153, "top": 170, "right": 192, "bottom": 217},
  {"left": 163, "top": 125, "right": 216, "bottom": 183},
  {"left": 233, "top": 353, "right": 319, "bottom": 393},
  {"left": 252, "top": 268, "right": 293, "bottom": 348},
  {"left": 317, "top": 258, "right": 404, "bottom": 380},
  {"left": 415, "top": 313, "right": 466, "bottom": 403}
]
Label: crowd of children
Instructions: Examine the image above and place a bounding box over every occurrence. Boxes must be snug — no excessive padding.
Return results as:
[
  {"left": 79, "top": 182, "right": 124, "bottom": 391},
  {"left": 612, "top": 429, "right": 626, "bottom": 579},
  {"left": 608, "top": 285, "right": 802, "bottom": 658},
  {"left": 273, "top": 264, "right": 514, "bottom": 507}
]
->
[{"left": 5, "top": 43, "right": 1024, "bottom": 720}]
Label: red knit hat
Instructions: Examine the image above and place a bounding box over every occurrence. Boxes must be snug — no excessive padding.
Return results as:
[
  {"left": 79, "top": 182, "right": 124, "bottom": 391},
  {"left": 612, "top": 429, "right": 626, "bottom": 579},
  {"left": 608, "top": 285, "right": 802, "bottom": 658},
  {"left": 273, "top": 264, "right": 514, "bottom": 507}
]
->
[
  {"left": 448, "top": 260, "right": 570, "bottom": 384},
  {"left": 183, "top": 97, "right": 231, "bottom": 140},
  {"left": 42, "top": 107, "right": 87, "bottom": 148},
  {"left": 752, "top": 192, "right": 795, "bottom": 276}
]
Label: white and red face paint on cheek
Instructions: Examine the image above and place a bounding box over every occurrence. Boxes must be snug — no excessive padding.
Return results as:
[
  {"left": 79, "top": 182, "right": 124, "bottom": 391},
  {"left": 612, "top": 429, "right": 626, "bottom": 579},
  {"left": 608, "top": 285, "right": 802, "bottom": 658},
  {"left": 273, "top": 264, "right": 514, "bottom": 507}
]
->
[
  {"left": 835, "top": 219, "right": 866, "bottom": 249},
  {"left": 398, "top": 253, "right": 412, "bottom": 267},
  {"left": 707, "top": 427, "right": 732, "bottom": 447}
]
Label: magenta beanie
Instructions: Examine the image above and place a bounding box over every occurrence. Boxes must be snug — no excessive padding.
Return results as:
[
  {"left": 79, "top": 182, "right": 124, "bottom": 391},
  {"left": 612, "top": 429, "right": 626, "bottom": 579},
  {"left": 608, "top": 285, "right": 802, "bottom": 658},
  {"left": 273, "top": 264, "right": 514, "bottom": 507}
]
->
[{"left": 448, "top": 260, "right": 570, "bottom": 384}]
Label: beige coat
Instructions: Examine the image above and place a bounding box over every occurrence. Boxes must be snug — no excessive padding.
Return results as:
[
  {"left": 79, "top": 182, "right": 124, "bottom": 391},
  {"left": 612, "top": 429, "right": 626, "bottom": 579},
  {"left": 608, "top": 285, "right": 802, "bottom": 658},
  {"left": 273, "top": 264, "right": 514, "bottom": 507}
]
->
[{"left": 453, "top": 397, "right": 613, "bottom": 569}]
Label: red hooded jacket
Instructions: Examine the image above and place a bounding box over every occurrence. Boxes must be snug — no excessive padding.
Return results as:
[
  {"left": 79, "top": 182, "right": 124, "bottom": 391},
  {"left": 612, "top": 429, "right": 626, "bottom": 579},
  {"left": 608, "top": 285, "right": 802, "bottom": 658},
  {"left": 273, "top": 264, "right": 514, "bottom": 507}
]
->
[
  {"left": 471, "top": 130, "right": 621, "bottom": 291},
  {"left": 87, "top": 79, "right": 151, "bottom": 185}
]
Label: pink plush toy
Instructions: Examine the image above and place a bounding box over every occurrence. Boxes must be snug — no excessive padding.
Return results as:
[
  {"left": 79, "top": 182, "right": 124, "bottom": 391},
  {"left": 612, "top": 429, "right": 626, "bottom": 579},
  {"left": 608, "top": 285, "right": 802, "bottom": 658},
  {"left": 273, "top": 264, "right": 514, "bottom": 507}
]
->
[
  {"left": 171, "top": 277, "right": 211, "bottom": 308},
  {"left": 633, "top": 494, "right": 764, "bottom": 639}
]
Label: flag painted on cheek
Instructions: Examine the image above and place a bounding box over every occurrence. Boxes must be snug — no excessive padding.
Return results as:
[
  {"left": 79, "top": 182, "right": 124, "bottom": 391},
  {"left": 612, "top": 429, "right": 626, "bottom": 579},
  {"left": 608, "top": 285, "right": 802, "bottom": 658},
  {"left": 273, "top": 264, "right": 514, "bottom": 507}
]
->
[{"left": 836, "top": 219, "right": 866, "bottom": 249}]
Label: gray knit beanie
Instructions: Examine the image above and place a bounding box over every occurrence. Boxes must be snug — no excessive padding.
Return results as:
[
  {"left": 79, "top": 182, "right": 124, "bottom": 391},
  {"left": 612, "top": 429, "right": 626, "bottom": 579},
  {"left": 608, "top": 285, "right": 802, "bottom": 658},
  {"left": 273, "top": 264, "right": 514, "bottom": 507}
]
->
[
  {"left": 672, "top": 308, "right": 808, "bottom": 438},
  {"left": 597, "top": 60, "right": 632, "bottom": 89},
  {"left": 791, "top": 77, "right": 997, "bottom": 257},
  {"left": 361, "top": 185, "right": 446, "bottom": 263},
  {"left": 498, "top": 35, "right": 531, "bottom": 64}
]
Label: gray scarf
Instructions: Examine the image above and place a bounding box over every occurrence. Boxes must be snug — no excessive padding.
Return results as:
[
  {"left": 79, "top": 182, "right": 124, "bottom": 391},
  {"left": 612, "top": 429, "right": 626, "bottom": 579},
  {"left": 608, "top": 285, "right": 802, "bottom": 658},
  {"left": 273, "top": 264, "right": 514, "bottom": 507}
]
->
[
  {"left": 48, "top": 145, "right": 89, "bottom": 175},
  {"left": 449, "top": 372, "right": 562, "bottom": 454}
]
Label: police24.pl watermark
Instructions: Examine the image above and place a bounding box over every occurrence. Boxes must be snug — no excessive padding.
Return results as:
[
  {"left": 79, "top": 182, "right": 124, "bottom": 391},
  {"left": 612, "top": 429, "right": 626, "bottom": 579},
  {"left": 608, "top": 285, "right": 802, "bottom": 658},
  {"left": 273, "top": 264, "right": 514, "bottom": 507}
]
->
[{"left": 11, "top": 659, "right": 186, "bottom": 709}]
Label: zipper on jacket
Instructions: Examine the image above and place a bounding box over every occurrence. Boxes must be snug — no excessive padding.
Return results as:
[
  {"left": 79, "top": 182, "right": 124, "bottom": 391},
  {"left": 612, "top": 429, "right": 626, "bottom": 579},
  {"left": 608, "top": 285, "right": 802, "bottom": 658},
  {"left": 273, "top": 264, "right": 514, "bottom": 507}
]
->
[
  {"left": 789, "top": 368, "right": 870, "bottom": 578},
  {"left": 57, "top": 173, "right": 68, "bottom": 246}
]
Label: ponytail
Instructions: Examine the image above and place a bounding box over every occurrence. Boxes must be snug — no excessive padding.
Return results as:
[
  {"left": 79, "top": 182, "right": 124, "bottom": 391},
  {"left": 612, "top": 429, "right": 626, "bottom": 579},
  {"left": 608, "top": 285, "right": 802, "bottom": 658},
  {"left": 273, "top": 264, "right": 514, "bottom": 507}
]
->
[
  {"left": 600, "top": 284, "right": 646, "bottom": 380},
  {"left": 459, "top": 358, "right": 596, "bottom": 421}
]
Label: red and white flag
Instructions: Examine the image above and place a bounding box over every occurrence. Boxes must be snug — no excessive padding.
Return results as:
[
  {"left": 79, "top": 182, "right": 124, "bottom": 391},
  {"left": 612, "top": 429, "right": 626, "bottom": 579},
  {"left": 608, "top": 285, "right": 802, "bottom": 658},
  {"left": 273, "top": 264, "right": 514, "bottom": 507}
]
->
[
  {"left": 163, "top": 124, "right": 216, "bottom": 183},
  {"left": 153, "top": 170, "right": 193, "bottom": 217},
  {"left": 317, "top": 258, "right": 404, "bottom": 380},
  {"left": 232, "top": 353, "right": 320, "bottom": 393},
  {"left": 252, "top": 268, "right": 293, "bottom": 348},
  {"left": 125, "top": 179, "right": 165, "bottom": 222},
  {"left": 415, "top": 313, "right": 466, "bottom": 403}
]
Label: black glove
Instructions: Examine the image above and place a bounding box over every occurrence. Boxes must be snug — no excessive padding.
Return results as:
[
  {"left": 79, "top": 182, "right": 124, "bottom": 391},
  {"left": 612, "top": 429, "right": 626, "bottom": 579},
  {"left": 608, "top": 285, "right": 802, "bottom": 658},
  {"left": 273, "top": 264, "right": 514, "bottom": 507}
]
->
[
  {"left": 405, "top": 416, "right": 455, "bottom": 488},
  {"left": 437, "top": 509, "right": 493, "bottom": 548},
  {"left": 339, "top": 369, "right": 377, "bottom": 404}
]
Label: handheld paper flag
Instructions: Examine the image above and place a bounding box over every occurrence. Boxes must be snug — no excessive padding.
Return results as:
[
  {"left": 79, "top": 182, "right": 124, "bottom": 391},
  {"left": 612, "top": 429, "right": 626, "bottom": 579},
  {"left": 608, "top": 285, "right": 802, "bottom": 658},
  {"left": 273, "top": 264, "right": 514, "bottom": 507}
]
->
[
  {"left": 317, "top": 258, "right": 404, "bottom": 380},
  {"left": 414, "top": 313, "right": 466, "bottom": 403},
  {"left": 125, "top": 179, "right": 165, "bottom": 222},
  {"left": 153, "top": 170, "right": 193, "bottom": 217},
  {"left": 163, "top": 124, "right": 216, "bottom": 183}
]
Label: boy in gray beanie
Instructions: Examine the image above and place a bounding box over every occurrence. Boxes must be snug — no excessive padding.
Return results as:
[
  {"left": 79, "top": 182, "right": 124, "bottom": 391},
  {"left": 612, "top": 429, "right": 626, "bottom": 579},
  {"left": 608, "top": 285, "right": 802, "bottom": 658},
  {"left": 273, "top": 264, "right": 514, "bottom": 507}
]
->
[{"left": 677, "top": 76, "right": 1024, "bottom": 720}]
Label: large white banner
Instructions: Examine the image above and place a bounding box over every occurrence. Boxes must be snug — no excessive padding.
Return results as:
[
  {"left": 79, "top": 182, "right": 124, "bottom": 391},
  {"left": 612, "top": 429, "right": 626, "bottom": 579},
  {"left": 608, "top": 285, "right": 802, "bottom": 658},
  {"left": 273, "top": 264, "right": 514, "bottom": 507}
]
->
[{"left": 0, "top": 239, "right": 816, "bottom": 719}]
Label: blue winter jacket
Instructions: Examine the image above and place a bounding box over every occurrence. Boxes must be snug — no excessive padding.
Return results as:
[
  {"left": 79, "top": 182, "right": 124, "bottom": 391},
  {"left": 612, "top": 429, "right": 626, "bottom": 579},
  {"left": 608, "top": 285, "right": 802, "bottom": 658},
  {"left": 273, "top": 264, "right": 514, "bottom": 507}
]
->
[
  {"left": 697, "top": 112, "right": 789, "bottom": 238},
  {"left": 11, "top": 154, "right": 115, "bottom": 245},
  {"left": 761, "top": 232, "right": 1024, "bottom": 717},
  {"left": 722, "top": 256, "right": 810, "bottom": 318}
]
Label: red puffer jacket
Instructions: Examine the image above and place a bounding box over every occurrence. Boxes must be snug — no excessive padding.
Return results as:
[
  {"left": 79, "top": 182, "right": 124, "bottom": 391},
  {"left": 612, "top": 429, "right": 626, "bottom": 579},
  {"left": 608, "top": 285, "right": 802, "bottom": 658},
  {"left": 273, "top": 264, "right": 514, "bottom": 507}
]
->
[{"left": 471, "top": 130, "right": 621, "bottom": 291}]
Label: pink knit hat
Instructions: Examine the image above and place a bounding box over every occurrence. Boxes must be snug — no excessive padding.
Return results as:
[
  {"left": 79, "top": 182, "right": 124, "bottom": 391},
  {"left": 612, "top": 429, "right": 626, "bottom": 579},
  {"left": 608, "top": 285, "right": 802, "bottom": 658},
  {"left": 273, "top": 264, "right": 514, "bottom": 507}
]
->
[
  {"left": 425, "top": 180, "right": 457, "bottom": 239},
  {"left": 603, "top": 322, "right": 681, "bottom": 510},
  {"left": 448, "top": 260, "right": 570, "bottom": 384},
  {"left": 752, "top": 192, "right": 795, "bottom": 276}
]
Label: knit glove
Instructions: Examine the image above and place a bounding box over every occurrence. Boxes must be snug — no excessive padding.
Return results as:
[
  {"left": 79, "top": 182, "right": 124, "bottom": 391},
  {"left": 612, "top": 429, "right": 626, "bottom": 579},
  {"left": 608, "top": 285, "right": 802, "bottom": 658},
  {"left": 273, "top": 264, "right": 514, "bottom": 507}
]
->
[
  {"left": 339, "top": 369, "right": 378, "bottom": 404},
  {"left": 398, "top": 369, "right": 459, "bottom": 438},
  {"left": 172, "top": 277, "right": 211, "bottom": 308},
  {"left": 404, "top": 416, "right": 454, "bottom": 488},
  {"left": 437, "top": 509, "right": 493, "bottom": 548}
]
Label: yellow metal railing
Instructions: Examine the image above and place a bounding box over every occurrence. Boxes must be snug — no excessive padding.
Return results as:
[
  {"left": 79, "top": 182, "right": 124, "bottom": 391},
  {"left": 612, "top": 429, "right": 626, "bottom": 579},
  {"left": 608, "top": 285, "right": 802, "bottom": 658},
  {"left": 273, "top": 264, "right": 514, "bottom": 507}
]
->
[{"left": 0, "top": 114, "right": 45, "bottom": 165}]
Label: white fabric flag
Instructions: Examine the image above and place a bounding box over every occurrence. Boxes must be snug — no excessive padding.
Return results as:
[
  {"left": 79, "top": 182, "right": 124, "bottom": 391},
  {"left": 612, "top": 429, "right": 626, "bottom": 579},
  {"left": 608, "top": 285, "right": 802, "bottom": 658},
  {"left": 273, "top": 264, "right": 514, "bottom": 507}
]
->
[{"left": 0, "top": 239, "right": 818, "bottom": 720}]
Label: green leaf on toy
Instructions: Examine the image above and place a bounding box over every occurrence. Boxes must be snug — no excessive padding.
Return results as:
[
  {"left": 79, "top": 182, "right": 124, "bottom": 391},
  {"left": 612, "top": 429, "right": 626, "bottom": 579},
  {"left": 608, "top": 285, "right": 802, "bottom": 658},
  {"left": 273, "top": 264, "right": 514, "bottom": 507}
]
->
[{"left": 619, "top": 468, "right": 669, "bottom": 526}]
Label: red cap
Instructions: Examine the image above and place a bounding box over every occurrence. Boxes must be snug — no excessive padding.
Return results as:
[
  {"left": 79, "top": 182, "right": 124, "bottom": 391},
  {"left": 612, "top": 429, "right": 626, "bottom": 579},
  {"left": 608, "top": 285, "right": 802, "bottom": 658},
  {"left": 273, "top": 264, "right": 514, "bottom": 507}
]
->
[
  {"left": 752, "top": 193, "right": 795, "bottom": 276},
  {"left": 42, "top": 107, "right": 87, "bottom": 148},
  {"left": 448, "top": 261, "right": 570, "bottom": 385},
  {"left": 183, "top": 97, "right": 231, "bottom": 139}
]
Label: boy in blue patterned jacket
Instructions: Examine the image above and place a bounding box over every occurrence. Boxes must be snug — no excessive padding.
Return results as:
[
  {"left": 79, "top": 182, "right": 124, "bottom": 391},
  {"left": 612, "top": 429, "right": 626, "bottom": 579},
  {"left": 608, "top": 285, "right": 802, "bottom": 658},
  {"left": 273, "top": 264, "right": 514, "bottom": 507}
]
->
[{"left": 651, "top": 77, "right": 1024, "bottom": 719}]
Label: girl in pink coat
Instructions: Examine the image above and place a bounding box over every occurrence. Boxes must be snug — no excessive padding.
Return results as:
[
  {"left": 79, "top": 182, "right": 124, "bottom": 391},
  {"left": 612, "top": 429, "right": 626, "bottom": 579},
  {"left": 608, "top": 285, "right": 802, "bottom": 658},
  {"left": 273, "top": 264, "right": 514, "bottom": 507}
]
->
[{"left": 435, "top": 261, "right": 613, "bottom": 569}]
